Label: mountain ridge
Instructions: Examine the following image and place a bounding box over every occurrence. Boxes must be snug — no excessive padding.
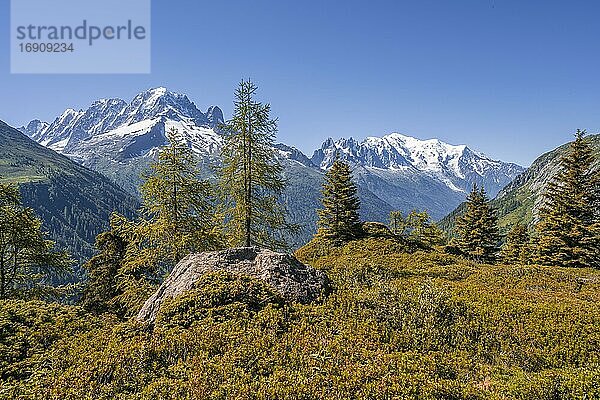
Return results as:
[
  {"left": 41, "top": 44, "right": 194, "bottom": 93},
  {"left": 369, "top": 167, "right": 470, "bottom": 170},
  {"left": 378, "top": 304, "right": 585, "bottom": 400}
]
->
[
  {"left": 0, "top": 120, "right": 139, "bottom": 263},
  {"left": 21, "top": 87, "right": 224, "bottom": 155},
  {"left": 19, "top": 87, "right": 526, "bottom": 245},
  {"left": 439, "top": 133, "right": 600, "bottom": 235},
  {"left": 311, "top": 133, "right": 524, "bottom": 196},
  {"left": 21, "top": 87, "right": 524, "bottom": 197}
]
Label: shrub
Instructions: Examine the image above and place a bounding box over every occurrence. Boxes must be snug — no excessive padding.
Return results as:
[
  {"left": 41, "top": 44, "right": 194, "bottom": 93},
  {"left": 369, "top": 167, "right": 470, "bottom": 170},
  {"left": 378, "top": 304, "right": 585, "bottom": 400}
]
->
[
  {"left": 0, "top": 300, "right": 107, "bottom": 382},
  {"left": 2, "top": 237, "right": 600, "bottom": 399},
  {"left": 155, "top": 272, "right": 284, "bottom": 329}
]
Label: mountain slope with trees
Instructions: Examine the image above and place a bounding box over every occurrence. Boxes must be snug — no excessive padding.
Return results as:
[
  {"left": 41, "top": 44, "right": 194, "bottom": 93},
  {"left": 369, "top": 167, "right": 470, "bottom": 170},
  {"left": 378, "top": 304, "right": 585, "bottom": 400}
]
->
[
  {"left": 493, "top": 133, "right": 600, "bottom": 229},
  {"left": 440, "top": 134, "right": 600, "bottom": 234},
  {"left": 533, "top": 130, "right": 600, "bottom": 268},
  {"left": 0, "top": 120, "right": 138, "bottom": 264}
]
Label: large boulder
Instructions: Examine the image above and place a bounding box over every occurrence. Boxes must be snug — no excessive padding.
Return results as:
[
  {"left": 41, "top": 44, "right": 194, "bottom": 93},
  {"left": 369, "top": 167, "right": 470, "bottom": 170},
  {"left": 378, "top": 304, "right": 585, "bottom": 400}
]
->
[{"left": 137, "top": 247, "right": 330, "bottom": 324}]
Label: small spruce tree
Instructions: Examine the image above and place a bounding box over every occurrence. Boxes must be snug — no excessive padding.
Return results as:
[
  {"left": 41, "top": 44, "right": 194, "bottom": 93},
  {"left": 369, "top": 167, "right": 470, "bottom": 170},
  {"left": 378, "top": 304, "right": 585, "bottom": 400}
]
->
[
  {"left": 390, "top": 209, "right": 445, "bottom": 249},
  {"left": 81, "top": 214, "right": 129, "bottom": 316},
  {"left": 534, "top": 129, "right": 600, "bottom": 268},
  {"left": 454, "top": 185, "right": 500, "bottom": 263},
  {"left": 317, "top": 155, "right": 362, "bottom": 242},
  {"left": 501, "top": 223, "right": 530, "bottom": 264}
]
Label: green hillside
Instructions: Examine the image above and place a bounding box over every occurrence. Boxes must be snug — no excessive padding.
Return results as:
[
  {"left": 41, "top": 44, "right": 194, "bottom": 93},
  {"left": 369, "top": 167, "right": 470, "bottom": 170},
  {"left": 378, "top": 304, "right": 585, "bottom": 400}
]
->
[
  {"left": 440, "top": 134, "right": 600, "bottom": 235},
  {"left": 0, "top": 120, "right": 139, "bottom": 264},
  {"left": 1, "top": 237, "right": 598, "bottom": 398}
]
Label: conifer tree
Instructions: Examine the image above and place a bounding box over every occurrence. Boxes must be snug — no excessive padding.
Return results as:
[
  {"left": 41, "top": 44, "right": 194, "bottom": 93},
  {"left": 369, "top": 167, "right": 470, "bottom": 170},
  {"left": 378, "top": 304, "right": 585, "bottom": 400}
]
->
[
  {"left": 96, "top": 129, "right": 222, "bottom": 315},
  {"left": 218, "top": 80, "right": 296, "bottom": 250},
  {"left": 317, "top": 156, "right": 362, "bottom": 242},
  {"left": 389, "top": 210, "right": 405, "bottom": 236},
  {"left": 534, "top": 129, "right": 600, "bottom": 268},
  {"left": 139, "top": 127, "right": 222, "bottom": 266},
  {"left": 81, "top": 214, "right": 129, "bottom": 316},
  {"left": 454, "top": 185, "right": 500, "bottom": 263},
  {"left": 100, "top": 214, "right": 154, "bottom": 316},
  {"left": 390, "top": 209, "right": 445, "bottom": 249},
  {"left": 501, "top": 223, "right": 530, "bottom": 264},
  {"left": 0, "top": 182, "right": 72, "bottom": 299}
]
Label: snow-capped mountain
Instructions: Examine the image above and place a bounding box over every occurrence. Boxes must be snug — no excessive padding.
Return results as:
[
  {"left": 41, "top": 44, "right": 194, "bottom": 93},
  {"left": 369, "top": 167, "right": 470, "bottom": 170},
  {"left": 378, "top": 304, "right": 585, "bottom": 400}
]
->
[
  {"left": 21, "top": 88, "right": 224, "bottom": 193},
  {"left": 26, "top": 87, "right": 223, "bottom": 155},
  {"left": 20, "top": 87, "right": 525, "bottom": 245},
  {"left": 311, "top": 133, "right": 524, "bottom": 197},
  {"left": 19, "top": 119, "right": 49, "bottom": 139}
]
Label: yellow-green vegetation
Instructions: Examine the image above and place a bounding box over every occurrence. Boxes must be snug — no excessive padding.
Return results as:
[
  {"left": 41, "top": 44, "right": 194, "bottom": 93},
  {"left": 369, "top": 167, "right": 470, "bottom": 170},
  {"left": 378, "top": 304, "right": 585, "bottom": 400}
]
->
[
  {"left": 0, "top": 300, "right": 110, "bottom": 384},
  {"left": 1, "top": 236, "right": 599, "bottom": 399},
  {"left": 155, "top": 272, "right": 284, "bottom": 329}
]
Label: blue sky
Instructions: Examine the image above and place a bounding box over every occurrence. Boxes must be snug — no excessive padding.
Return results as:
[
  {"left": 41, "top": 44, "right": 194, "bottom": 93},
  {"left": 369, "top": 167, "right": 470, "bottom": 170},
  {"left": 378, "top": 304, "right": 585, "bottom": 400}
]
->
[{"left": 1, "top": 0, "right": 600, "bottom": 166}]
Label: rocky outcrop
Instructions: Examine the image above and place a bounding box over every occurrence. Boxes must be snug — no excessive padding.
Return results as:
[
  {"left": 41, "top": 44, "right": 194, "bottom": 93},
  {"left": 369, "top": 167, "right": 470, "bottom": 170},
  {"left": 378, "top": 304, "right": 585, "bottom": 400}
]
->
[{"left": 137, "top": 247, "right": 330, "bottom": 324}]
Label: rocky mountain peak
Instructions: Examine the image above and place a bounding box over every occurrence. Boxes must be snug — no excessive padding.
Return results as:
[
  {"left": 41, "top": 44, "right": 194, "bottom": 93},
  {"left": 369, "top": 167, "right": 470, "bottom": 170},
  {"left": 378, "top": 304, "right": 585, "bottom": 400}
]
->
[
  {"left": 19, "top": 119, "right": 49, "bottom": 140},
  {"left": 206, "top": 105, "right": 224, "bottom": 126},
  {"left": 310, "top": 132, "right": 524, "bottom": 197},
  {"left": 20, "top": 87, "right": 224, "bottom": 153}
]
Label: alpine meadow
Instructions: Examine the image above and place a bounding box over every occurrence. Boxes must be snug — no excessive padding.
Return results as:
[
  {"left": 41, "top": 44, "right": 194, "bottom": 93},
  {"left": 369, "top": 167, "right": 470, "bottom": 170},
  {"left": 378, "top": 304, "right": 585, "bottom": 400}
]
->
[{"left": 2, "top": 2, "right": 600, "bottom": 398}]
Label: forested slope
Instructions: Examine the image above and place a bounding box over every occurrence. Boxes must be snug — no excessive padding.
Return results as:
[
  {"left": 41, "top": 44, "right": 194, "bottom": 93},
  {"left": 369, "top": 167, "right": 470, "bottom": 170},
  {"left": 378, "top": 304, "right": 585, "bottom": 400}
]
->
[{"left": 0, "top": 120, "right": 138, "bottom": 264}]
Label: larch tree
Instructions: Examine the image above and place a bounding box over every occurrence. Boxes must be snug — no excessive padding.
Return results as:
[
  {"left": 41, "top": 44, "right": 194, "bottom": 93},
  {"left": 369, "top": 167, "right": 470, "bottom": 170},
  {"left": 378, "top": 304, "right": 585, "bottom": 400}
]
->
[
  {"left": 93, "top": 129, "right": 222, "bottom": 316},
  {"left": 218, "top": 79, "right": 296, "bottom": 250},
  {"left": 454, "top": 185, "right": 500, "bottom": 263},
  {"left": 534, "top": 129, "right": 600, "bottom": 268},
  {"left": 139, "top": 127, "right": 222, "bottom": 265},
  {"left": 317, "top": 155, "right": 362, "bottom": 242},
  {"left": 0, "top": 182, "right": 72, "bottom": 299}
]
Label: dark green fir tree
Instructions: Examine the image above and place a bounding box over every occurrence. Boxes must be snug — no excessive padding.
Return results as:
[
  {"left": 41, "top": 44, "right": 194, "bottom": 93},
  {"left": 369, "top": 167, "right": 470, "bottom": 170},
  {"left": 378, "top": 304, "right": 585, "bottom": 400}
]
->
[
  {"left": 317, "top": 155, "right": 362, "bottom": 242},
  {"left": 454, "top": 185, "right": 500, "bottom": 263},
  {"left": 534, "top": 129, "right": 600, "bottom": 268},
  {"left": 81, "top": 214, "right": 129, "bottom": 316}
]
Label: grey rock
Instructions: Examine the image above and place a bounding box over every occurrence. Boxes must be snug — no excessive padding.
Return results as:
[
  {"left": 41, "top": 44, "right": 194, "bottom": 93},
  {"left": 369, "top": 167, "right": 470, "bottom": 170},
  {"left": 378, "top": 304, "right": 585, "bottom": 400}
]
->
[{"left": 136, "top": 247, "right": 330, "bottom": 324}]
